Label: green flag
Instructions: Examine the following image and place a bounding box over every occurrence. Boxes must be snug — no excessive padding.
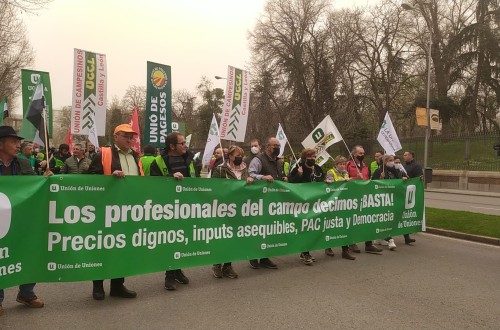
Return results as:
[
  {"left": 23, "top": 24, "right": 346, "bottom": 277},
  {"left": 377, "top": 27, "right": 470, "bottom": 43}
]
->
[{"left": 0, "top": 96, "right": 7, "bottom": 125}]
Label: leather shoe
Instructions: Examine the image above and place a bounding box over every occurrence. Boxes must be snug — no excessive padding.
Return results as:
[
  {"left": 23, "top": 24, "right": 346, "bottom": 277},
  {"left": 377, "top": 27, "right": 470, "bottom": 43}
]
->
[
  {"left": 92, "top": 290, "right": 105, "bottom": 300},
  {"left": 110, "top": 285, "right": 137, "bottom": 298}
]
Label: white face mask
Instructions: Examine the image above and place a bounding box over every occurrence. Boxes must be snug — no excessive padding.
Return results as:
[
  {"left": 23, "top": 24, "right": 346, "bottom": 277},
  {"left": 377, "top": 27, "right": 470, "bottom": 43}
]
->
[
  {"left": 386, "top": 161, "right": 395, "bottom": 168},
  {"left": 251, "top": 146, "right": 260, "bottom": 155}
]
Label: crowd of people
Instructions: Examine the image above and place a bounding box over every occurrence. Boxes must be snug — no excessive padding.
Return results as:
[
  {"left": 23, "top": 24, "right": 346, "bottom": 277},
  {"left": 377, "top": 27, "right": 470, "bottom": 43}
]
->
[{"left": 0, "top": 123, "right": 423, "bottom": 315}]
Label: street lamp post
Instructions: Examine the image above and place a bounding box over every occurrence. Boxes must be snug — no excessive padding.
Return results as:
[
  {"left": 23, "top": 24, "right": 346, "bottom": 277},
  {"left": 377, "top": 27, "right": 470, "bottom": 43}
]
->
[{"left": 402, "top": 1, "right": 432, "bottom": 170}]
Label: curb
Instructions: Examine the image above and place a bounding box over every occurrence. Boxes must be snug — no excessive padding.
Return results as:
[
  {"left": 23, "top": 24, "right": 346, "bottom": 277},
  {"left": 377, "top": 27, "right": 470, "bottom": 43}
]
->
[
  {"left": 425, "top": 188, "right": 500, "bottom": 198},
  {"left": 426, "top": 227, "right": 500, "bottom": 246}
]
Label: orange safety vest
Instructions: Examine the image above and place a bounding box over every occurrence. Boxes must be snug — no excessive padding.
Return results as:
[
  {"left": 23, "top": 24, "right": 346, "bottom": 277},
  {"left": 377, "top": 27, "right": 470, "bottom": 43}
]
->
[{"left": 101, "top": 147, "right": 144, "bottom": 176}]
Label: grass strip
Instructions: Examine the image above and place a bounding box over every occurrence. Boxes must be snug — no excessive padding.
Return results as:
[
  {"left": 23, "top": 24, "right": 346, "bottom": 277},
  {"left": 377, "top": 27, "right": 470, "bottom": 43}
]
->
[{"left": 426, "top": 207, "right": 500, "bottom": 239}]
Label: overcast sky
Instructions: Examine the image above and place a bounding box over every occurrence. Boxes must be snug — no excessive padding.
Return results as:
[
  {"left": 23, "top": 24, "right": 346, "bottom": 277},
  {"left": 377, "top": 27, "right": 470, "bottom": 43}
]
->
[{"left": 21, "top": 0, "right": 372, "bottom": 110}]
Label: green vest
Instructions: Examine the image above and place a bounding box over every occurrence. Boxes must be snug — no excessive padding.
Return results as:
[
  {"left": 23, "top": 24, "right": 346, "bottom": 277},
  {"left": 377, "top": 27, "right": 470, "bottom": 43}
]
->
[
  {"left": 140, "top": 155, "right": 156, "bottom": 176},
  {"left": 152, "top": 155, "right": 195, "bottom": 177}
]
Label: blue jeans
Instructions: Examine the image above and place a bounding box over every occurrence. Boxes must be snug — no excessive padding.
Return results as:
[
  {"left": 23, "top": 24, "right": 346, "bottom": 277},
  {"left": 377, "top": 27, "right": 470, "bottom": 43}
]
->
[{"left": 0, "top": 283, "right": 36, "bottom": 303}]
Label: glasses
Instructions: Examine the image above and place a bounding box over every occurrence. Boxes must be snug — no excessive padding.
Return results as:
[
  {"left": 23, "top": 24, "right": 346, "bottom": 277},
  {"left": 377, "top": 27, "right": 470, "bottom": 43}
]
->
[{"left": 118, "top": 135, "right": 134, "bottom": 140}]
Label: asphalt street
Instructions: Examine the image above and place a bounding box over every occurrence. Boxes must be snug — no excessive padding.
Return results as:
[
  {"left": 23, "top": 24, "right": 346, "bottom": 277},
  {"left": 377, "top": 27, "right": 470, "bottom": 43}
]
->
[
  {"left": 425, "top": 190, "right": 500, "bottom": 216},
  {"left": 1, "top": 233, "right": 499, "bottom": 329}
]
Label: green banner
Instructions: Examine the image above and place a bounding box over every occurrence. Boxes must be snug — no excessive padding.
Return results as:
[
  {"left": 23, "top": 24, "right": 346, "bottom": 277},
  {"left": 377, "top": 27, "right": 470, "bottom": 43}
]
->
[
  {"left": 0, "top": 177, "right": 423, "bottom": 288},
  {"left": 20, "top": 69, "right": 52, "bottom": 139},
  {"left": 145, "top": 61, "right": 172, "bottom": 148}
]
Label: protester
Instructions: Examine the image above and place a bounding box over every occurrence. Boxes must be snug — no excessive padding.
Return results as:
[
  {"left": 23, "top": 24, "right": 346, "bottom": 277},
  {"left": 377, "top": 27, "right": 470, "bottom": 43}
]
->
[
  {"left": 211, "top": 145, "right": 253, "bottom": 278},
  {"left": 288, "top": 148, "right": 331, "bottom": 265},
  {"left": 209, "top": 147, "right": 223, "bottom": 176},
  {"left": 0, "top": 126, "right": 52, "bottom": 315},
  {"left": 243, "top": 138, "right": 261, "bottom": 166},
  {"left": 86, "top": 124, "right": 140, "bottom": 300},
  {"left": 61, "top": 143, "right": 91, "bottom": 174},
  {"left": 248, "top": 137, "right": 286, "bottom": 269},
  {"left": 85, "top": 143, "right": 97, "bottom": 160},
  {"left": 49, "top": 143, "right": 71, "bottom": 174},
  {"left": 345, "top": 145, "right": 383, "bottom": 254},
  {"left": 325, "top": 156, "right": 356, "bottom": 260},
  {"left": 140, "top": 144, "right": 157, "bottom": 176},
  {"left": 371, "top": 154, "right": 407, "bottom": 250},
  {"left": 402, "top": 150, "right": 423, "bottom": 244},
  {"left": 149, "top": 132, "right": 193, "bottom": 290},
  {"left": 370, "top": 150, "right": 383, "bottom": 176},
  {"left": 18, "top": 141, "right": 36, "bottom": 169}
]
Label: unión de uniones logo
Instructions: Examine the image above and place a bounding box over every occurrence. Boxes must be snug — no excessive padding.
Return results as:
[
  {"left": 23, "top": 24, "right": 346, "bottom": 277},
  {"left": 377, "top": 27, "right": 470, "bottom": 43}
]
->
[
  {"left": 260, "top": 243, "right": 267, "bottom": 250},
  {"left": 175, "top": 185, "right": 182, "bottom": 193},
  {"left": 50, "top": 184, "right": 60, "bottom": 192},
  {"left": 262, "top": 187, "right": 268, "bottom": 193},
  {"left": 151, "top": 67, "right": 167, "bottom": 90},
  {"left": 0, "top": 193, "right": 12, "bottom": 239},
  {"left": 174, "top": 252, "right": 181, "bottom": 260},
  {"left": 47, "top": 262, "right": 56, "bottom": 271},
  {"left": 405, "top": 185, "right": 416, "bottom": 209}
]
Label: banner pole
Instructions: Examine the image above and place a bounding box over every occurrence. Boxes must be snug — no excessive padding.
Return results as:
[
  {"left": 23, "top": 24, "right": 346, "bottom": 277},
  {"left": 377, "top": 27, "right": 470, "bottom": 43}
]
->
[{"left": 42, "top": 96, "right": 50, "bottom": 174}]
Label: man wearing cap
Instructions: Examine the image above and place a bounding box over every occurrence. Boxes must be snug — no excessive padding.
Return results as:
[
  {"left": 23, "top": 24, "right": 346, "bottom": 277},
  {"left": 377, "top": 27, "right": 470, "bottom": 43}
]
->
[
  {"left": 86, "top": 123, "right": 142, "bottom": 300},
  {"left": 0, "top": 125, "right": 51, "bottom": 315}
]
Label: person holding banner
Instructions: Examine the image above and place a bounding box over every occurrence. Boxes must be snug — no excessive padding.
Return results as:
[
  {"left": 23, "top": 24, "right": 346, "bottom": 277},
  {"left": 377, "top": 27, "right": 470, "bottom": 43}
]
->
[
  {"left": 0, "top": 126, "right": 50, "bottom": 314},
  {"left": 149, "top": 132, "right": 193, "bottom": 290},
  {"left": 248, "top": 137, "right": 286, "bottom": 269},
  {"left": 325, "top": 156, "right": 356, "bottom": 260},
  {"left": 211, "top": 145, "right": 254, "bottom": 278},
  {"left": 288, "top": 148, "right": 331, "bottom": 265},
  {"left": 49, "top": 144, "right": 71, "bottom": 174},
  {"left": 345, "top": 145, "right": 383, "bottom": 254},
  {"left": 401, "top": 151, "right": 422, "bottom": 244},
  {"left": 371, "top": 154, "right": 407, "bottom": 251},
  {"left": 86, "top": 124, "right": 141, "bottom": 300}
]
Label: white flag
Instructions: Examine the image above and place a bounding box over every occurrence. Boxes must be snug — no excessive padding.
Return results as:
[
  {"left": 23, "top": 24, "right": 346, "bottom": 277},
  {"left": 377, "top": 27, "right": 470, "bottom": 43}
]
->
[
  {"left": 219, "top": 65, "right": 250, "bottom": 142},
  {"left": 377, "top": 112, "right": 401, "bottom": 155},
  {"left": 202, "top": 114, "right": 220, "bottom": 166},
  {"left": 316, "top": 150, "right": 331, "bottom": 166},
  {"left": 276, "top": 123, "right": 287, "bottom": 157},
  {"left": 88, "top": 110, "right": 99, "bottom": 149},
  {"left": 302, "top": 115, "right": 343, "bottom": 154},
  {"left": 185, "top": 134, "right": 192, "bottom": 148}
]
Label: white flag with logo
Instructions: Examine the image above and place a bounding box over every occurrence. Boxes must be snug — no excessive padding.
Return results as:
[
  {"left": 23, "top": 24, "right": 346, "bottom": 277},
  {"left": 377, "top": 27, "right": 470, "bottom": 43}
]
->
[
  {"left": 316, "top": 150, "right": 331, "bottom": 166},
  {"left": 202, "top": 114, "right": 220, "bottom": 166},
  {"left": 276, "top": 123, "right": 287, "bottom": 157},
  {"left": 219, "top": 65, "right": 250, "bottom": 142},
  {"left": 302, "top": 115, "right": 343, "bottom": 154},
  {"left": 377, "top": 112, "right": 401, "bottom": 155}
]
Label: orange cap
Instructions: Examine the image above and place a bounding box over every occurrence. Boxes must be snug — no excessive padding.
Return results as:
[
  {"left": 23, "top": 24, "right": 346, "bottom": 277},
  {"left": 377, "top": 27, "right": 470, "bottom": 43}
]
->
[{"left": 113, "top": 124, "right": 137, "bottom": 135}]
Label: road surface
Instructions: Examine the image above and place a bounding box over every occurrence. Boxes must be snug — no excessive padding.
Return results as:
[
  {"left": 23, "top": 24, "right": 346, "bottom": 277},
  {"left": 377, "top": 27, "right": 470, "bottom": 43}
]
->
[{"left": 1, "top": 233, "right": 499, "bottom": 329}]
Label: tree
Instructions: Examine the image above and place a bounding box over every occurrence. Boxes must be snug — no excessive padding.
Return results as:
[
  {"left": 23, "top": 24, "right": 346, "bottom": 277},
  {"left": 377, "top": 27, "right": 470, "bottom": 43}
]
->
[
  {"left": 194, "top": 77, "right": 224, "bottom": 147},
  {"left": 0, "top": 2, "right": 35, "bottom": 107},
  {"left": 106, "top": 96, "right": 124, "bottom": 145},
  {"left": 121, "top": 85, "right": 146, "bottom": 143},
  {"left": 2, "top": 0, "right": 52, "bottom": 13}
]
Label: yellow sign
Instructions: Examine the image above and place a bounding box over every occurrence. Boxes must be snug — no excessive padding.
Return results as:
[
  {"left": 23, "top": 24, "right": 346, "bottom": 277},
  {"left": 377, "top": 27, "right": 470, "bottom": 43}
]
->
[{"left": 416, "top": 107, "right": 428, "bottom": 126}]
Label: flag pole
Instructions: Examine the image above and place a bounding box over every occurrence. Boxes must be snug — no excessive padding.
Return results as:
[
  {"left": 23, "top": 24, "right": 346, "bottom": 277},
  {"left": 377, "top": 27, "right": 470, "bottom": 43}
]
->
[
  {"left": 41, "top": 96, "right": 50, "bottom": 174},
  {"left": 341, "top": 139, "right": 361, "bottom": 175},
  {"left": 215, "top": 113, "right": 225, "bottom": 163}
]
